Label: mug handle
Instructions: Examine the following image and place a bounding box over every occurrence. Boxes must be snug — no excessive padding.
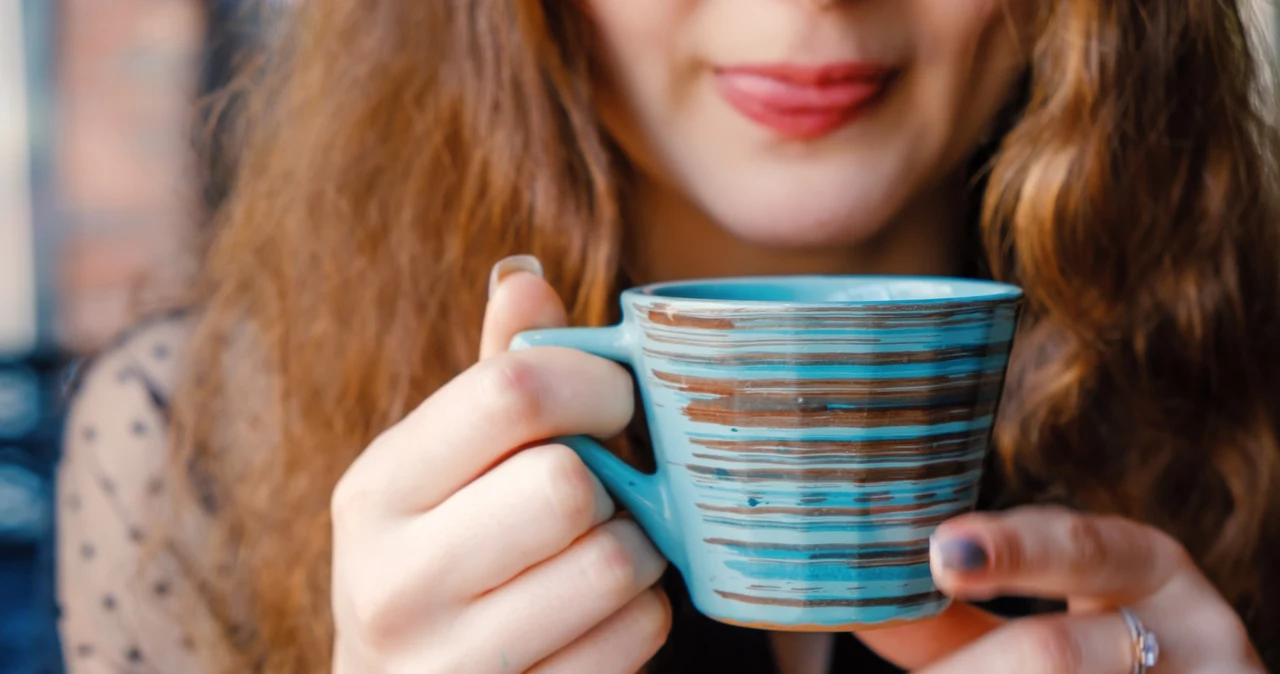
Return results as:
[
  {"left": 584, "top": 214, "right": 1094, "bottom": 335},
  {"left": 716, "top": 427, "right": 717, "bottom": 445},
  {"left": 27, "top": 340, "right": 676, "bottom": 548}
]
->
[{"left": 510, "top": 326, "right": 688, "bottom": 574}]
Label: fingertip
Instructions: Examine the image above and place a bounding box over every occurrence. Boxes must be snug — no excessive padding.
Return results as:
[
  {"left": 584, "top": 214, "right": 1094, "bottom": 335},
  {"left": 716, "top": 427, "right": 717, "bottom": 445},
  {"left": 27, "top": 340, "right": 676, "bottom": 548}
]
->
[
  {"left": 929, "top": 528, "right": 998, "bottom": 602},
  {"left": 480, "top": 266, "right": 569, "bottom": 359},
  {"left": 488, "top": 270, "right": 562, "bottom": 313},
  {"left": 588, "top": 467, "right": 617, "bottom": 525},
  {"left": 488, "top": 254, "right": 544, "bottom": 299},
  {"left": 653, "top": 585, "right": 671, "bottom": 613},
  {"left": 930, "top": 533, "right": 990, "bottom": 575}
]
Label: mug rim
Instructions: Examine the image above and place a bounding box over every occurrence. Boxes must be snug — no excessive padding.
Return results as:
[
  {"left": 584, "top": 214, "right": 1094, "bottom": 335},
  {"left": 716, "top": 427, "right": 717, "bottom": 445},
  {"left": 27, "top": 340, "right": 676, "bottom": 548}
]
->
[{"left": 624, "top": 274, "right": 1024, "bottom": 307}]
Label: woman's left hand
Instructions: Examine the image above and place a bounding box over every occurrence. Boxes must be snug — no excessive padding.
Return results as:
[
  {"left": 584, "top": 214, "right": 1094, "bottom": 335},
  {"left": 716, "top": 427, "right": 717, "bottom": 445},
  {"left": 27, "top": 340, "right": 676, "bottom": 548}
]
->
[{"left": 856, "top": 505, "right": 1266, "bottom": 673}]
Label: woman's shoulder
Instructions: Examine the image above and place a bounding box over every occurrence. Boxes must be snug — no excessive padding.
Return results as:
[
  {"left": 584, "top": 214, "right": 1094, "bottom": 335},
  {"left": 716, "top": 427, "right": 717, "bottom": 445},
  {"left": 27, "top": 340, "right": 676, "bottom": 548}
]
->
[
  {"left": 56, "top": 310, "right": 224, "bottom": 672},
  {"left": 64, "top": 308, "right": 194, "bottom": 410},
  {"left": 58, "top": 307, "right": 198, "bottom": 536}
]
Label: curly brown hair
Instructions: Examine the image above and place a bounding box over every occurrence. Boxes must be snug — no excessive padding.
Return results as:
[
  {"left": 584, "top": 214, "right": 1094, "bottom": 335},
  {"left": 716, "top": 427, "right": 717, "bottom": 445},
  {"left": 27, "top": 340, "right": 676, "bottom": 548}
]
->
[{"left": 169, "top": 1, "right": 1280, "bottom": 670}]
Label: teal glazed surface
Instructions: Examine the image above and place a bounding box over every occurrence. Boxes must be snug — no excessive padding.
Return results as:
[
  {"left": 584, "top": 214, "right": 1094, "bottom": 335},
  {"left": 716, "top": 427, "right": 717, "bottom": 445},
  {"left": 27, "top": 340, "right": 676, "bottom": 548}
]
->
[{"left": 511, "top": 276, "right": 1022, "bottom": 631}]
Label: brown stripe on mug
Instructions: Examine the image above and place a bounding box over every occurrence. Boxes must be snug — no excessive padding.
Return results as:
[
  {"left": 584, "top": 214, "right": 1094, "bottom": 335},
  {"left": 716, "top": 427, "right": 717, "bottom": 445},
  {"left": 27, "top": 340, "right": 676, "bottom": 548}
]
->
[
  {"left": 688, "top": 431, "right": 988, "bottom": 457},
  {"left": 684, "top": 457, "right": 985, "bottom": 483},
  {"left": 695, "top": 500, "right": 961, "bottom": 517},
  {"left": 704, "top": 537, "right": 931, "bottom": 552},
  {"left": 652, "top": 369, "right": 1006, "bottom": 398},
  {"left": 643, "top": 343, "right": 1011, "bottom": 367},
  {"left": 679, "top": 398, "right": 999, "bottom": 428}
]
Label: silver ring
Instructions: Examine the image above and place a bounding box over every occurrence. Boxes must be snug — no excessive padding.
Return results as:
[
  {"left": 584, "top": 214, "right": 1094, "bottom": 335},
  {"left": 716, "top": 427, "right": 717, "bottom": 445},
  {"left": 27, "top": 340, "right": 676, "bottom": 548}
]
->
[{"left": 1120, "top": 607, "right": 1160, "bottom": 673}]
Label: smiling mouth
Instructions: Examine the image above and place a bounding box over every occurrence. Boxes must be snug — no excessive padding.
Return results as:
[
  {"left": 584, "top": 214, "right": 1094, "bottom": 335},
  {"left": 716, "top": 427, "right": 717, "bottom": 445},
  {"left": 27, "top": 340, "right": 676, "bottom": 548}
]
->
[{"left": 713, "top": 62, "right": 898, "bottom": 140}]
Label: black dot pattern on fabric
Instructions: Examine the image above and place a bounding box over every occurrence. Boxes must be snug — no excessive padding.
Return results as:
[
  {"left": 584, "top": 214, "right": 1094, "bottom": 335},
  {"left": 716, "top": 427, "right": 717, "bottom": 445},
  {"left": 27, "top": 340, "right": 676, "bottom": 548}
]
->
[{"left": 60, "top": 319, "right": 216, "bottom": 671}]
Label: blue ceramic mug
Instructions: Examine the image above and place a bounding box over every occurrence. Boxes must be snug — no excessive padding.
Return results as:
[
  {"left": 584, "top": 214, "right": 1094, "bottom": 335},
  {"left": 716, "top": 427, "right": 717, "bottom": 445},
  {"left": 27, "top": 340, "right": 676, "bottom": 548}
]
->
[{"left": 511, "top": 276, "right": 1022, "bottom": 631}]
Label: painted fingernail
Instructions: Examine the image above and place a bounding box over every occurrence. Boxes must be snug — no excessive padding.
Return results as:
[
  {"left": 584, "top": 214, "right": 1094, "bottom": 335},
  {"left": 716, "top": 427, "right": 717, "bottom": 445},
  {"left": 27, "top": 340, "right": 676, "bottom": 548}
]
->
[
  {"left": 932, "top": 535, "right": 989, "bottom": 574},
  {"left": 487, "top": 254, "right": 544, "bottom": 299}
]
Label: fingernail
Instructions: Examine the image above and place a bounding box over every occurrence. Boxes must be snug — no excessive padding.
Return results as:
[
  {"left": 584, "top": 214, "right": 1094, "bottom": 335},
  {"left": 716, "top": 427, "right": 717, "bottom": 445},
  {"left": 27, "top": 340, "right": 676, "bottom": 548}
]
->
[
  {"left": 931, "top": 534, "right": 989, "bottom": 574},
  {"left": 488, "top": 254, "right": 543, "bottom": 299}
]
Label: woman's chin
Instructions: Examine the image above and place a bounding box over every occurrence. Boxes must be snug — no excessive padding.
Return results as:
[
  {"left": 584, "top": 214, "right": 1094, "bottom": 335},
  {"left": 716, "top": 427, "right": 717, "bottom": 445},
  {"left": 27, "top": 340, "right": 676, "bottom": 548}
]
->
[{"left": 709, "top": 206, "right": 893, "bottom": 251}]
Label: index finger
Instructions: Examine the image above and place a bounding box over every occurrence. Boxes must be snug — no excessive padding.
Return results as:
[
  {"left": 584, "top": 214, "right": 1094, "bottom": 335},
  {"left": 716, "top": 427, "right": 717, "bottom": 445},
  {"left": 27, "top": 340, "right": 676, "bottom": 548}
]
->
[
  {"left": 928, "top": 507, "right": 1259, "bottom": 671},
  {"left": 338, "top": 346, "right": 634, "bottom": 516}
]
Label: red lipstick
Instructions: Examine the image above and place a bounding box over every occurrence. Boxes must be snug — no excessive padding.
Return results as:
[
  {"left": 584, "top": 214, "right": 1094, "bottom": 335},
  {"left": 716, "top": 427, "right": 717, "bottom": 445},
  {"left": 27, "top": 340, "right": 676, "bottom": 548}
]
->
[{"left": 713, "top": 62, "right": 895, "bottom": 139}]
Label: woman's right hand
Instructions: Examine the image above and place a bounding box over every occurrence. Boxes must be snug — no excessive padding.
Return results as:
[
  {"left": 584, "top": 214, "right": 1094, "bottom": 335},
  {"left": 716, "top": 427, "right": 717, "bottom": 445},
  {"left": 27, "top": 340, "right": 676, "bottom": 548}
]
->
[{"left": 330, "top": 258, "right": 671, "bottom": 673}]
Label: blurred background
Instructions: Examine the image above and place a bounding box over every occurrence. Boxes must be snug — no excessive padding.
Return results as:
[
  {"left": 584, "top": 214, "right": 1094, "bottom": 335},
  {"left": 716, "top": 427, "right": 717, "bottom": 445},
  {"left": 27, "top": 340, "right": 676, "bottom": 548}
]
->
[
  {"left": 2, "top": 1, "right": 279, "bottom": 670},
  {"left": 0, "top": 1, "right": 1275, "bottom": 672}
]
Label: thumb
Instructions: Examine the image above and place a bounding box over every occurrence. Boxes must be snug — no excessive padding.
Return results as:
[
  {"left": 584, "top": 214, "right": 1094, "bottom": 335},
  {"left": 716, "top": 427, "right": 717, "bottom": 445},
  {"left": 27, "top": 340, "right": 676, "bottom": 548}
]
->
[
  {"left": 479, "top": 255, "right": 569, "bottom": 359},
  {"left": 854, "top": 601, "right": 1004, "bottom": 670}
]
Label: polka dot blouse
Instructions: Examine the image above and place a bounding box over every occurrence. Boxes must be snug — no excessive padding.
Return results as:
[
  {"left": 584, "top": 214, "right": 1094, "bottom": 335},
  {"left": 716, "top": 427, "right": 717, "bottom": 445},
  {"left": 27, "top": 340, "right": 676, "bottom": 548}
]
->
[{"left": 57, "top": 316, "right": 228, "bottom": 672}]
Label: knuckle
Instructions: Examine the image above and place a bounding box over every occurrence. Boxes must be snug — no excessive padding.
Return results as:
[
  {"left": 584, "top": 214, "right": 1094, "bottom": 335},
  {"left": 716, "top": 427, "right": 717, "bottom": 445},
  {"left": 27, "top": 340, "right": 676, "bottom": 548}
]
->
[
  {"left": 345, "top": 565, "right": 414, "bottom": 652},
  {"left": 585, "top": 526, "right": 641, "bottom": 602},
  {"left": 479, "top": 354, "right": 547, "bottom": 428},
  {"left": 340, "top": 539, "right": 448, "bottom": 655},
  {"left": 331, "top": 428, "right": 401, "bottom": 530},
  {"left": 988, "top": 526, "right": 1026, "bottom": 576},
  {"left": 537, "top": 444, "right": 601, "bottom": 527},
  {"left": 1015, "top": 619, "right": 1082, "bottom": 674},
  {"left": 330, "top": 470, "right": 372, "bottom": 535},
  {"left": 330, "top": 474, "right": 354, "bottom": 528},
  {"left": 1143, "top": 525, "right": 1190, "bottom": 567},
  {"left": 1123, "top": 525, "right": 1166, "bottom": 573},
  {"left": 1062, "top": 515, "right": 1108, "bottom": 573}
]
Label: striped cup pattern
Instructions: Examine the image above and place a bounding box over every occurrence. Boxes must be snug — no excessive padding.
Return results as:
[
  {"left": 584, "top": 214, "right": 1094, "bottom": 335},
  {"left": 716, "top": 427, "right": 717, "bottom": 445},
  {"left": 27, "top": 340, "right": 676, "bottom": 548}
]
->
[{"left": 627, "top": 287, "right": 1019, "bottom": 630}]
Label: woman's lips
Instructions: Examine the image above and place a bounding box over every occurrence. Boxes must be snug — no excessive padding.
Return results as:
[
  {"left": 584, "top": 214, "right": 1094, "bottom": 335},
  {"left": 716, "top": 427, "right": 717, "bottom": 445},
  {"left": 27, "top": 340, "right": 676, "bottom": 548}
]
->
[{"left": 713, "top": 62, "right": 896, "bottom": 139}]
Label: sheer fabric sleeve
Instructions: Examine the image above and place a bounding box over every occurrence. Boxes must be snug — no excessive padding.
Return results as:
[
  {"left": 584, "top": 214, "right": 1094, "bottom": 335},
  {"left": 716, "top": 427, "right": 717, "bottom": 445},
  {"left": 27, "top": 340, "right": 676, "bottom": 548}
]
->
[{"left": 56, "top": 317, "right": 224, "bottom": 673}]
